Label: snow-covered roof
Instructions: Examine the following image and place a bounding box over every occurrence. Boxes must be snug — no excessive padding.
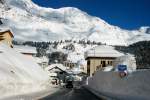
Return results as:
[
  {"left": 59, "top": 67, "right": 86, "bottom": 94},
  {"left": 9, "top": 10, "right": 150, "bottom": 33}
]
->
[
  {"left": 14, "top": 45, "right": 37, "bottom": 54},
  {"left": 0, "top": 26, "right": 14, "bottom": 37},
  {"left": 46, "top": 64, "right": 66, "bottom": 71},
  {"left": 0, "top": 26, "right": 10, "bottom": 32},
  {"left": 85, "top": 45, "right": 124, "bottom": 58}
]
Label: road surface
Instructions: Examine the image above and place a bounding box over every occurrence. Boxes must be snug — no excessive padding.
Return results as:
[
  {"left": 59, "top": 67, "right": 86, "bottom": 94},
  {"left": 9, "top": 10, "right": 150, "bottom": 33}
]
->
[{"left": 39, "top": 87, "right": 102, "bottom": 100}]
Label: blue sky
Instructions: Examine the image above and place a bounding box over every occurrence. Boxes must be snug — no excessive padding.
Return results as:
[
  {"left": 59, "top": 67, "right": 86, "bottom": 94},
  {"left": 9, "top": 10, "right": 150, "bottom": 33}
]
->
[{"left": 32, "top": 0, "right": 150, "bottom": 30}]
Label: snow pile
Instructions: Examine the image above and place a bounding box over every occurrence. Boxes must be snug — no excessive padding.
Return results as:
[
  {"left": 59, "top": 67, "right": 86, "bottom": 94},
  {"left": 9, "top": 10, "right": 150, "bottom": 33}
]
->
[
  {"left": 87, "top": 69, "right": 150, "bottom": 99},
  {"left": 114, "top": 54, "right": 137, "bottom": 73},
  {"left": 0, "top": 0, "right": 150, "bottom": 45},
  {"left": 0, "top": 43, "right": 49, "bottom": 98}
]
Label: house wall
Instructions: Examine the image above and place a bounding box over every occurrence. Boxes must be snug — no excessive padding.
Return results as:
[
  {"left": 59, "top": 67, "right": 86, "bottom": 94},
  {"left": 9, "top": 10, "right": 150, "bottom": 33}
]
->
[
  {"left": 0, "top": 31, "right": 13, "bottom": 47},
  {"left": 87, "top": 57, "right": 116, "bottom": 76}
]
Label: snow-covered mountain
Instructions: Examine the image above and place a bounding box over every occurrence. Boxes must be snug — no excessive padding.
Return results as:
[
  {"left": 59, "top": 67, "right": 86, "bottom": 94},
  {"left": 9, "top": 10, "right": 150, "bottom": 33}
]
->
[
  {"left": 0, "top": 0, "right": 150, "bottom": 45},
  {"left": 138, "top": 26, "right": 150, "bottom": 34}
]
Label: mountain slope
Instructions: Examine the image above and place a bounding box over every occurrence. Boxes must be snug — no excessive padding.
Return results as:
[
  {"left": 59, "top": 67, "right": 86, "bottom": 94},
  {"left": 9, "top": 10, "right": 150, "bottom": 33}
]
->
[{"left": 0, "top": 0, "right": 150, "bottom": 45}]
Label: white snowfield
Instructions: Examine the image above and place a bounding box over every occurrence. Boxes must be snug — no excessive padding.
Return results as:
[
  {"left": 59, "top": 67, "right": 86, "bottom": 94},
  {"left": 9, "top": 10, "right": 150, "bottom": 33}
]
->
[
  {"left": 0, "top": 0, "right": 150, "bottom": 45},
  {"left": 0, "top": 43, "right": 50, "bottom": 98}
]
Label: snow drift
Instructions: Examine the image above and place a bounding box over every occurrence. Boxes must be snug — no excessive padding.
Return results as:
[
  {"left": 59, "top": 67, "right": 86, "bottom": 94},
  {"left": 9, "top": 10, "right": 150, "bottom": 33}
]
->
[{"left": 0, "top": 43, "right": 49, "bottom": 98}]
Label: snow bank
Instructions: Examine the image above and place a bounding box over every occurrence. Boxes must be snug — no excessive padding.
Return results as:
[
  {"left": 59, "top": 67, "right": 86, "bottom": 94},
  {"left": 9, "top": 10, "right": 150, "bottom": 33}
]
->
[
  {"left": 87, "top": 70, "right": 150, "bottom": 100},
  {"left": 0, "top": 43, "right": 49, "bottom": 98}
]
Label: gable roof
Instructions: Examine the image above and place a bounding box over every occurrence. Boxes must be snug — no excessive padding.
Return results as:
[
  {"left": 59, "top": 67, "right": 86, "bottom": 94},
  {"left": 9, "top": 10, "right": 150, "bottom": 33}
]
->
[{"left": 46, "top": 64, "right": 66, "bottom": 72}]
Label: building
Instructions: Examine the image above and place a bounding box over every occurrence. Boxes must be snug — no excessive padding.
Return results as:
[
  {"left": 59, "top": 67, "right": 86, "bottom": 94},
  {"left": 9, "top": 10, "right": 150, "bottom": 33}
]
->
[
  {"left": 0, "top": 27, "right": 14, "bottom": 48},
  {"left": 14, "top": 45, "right": 49, "bottom": 68},
  {"left": 63, "top": 61, "right": 77, "bottom": 69},
  {"left": 14, "top": 45, "right": 37, "bottom": 58},
  {"left": 85, "top": 45, "right": 124, "bottom": 76},
  {"left": 46, "top": 64, "right": 68, "bottom": 84}
]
